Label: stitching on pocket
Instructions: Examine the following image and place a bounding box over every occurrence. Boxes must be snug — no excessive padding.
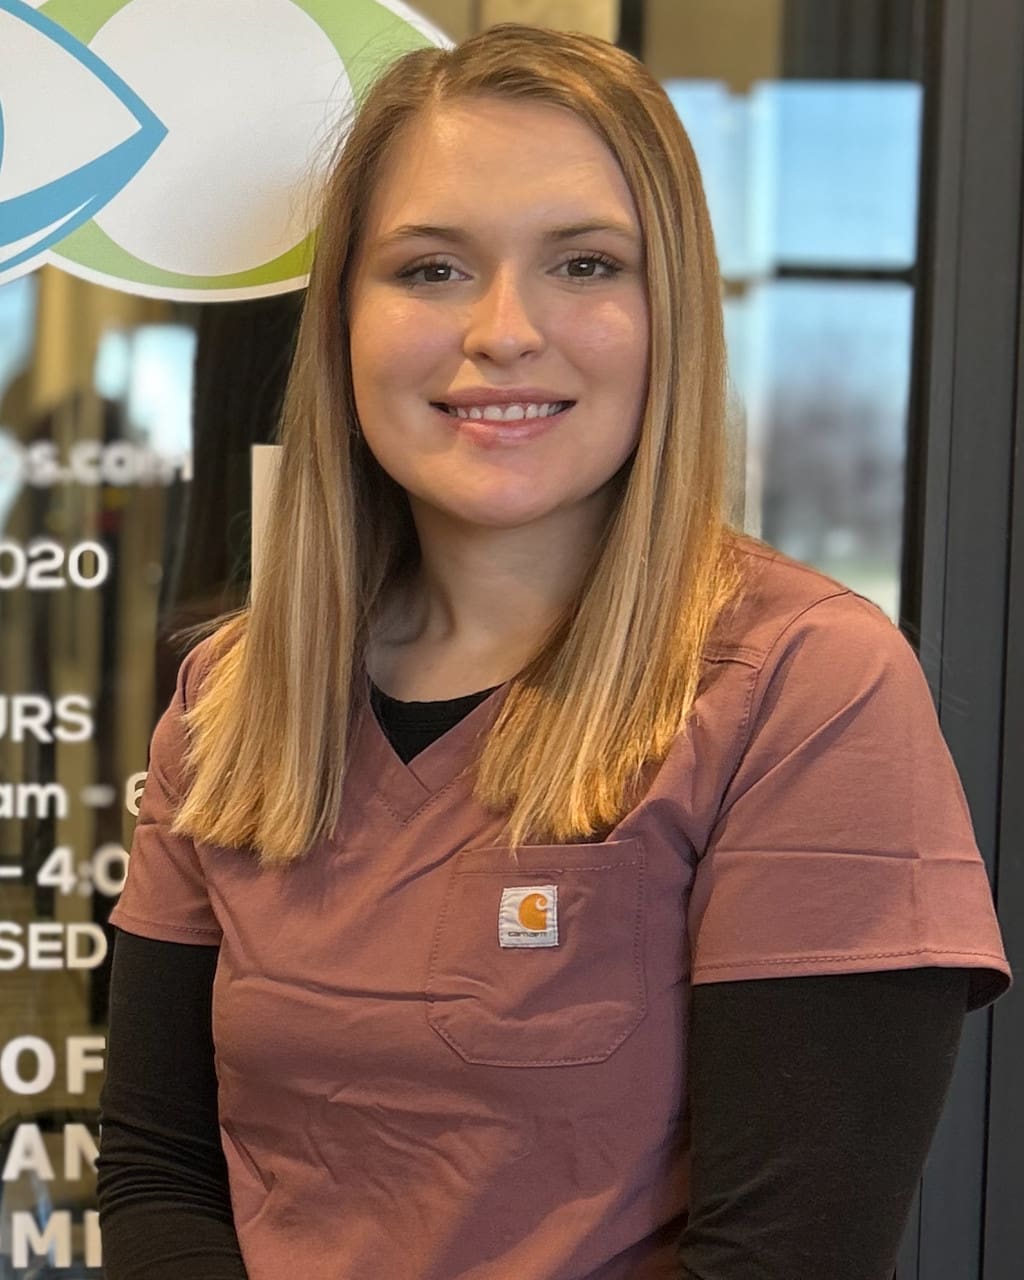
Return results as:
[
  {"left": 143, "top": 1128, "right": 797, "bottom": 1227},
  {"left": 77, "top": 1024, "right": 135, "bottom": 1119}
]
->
[{"left": 425, "top": 842, "right": 647, "bottom": 1067}]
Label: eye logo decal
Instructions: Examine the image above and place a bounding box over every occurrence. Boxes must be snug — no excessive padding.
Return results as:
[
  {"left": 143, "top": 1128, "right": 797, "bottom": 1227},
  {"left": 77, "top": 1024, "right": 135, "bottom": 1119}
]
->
[
  {"left": 0, "top": 0, "right": 450, "bottom": 300},
  {"left": 0, "top": 0, "right": 166, "bottom": 277}
]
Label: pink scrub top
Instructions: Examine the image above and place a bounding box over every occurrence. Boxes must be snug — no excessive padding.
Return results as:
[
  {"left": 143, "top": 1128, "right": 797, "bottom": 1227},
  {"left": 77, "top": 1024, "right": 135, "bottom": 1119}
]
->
[{"left": 110, "top": 541, "right": 1011, "bottom": 1280}]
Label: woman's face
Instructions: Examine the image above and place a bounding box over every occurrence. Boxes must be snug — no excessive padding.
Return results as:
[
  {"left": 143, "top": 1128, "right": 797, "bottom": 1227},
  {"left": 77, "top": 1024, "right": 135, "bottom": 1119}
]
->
[{"left": 347, "top": 96, "right": 649, "bottom": 534}]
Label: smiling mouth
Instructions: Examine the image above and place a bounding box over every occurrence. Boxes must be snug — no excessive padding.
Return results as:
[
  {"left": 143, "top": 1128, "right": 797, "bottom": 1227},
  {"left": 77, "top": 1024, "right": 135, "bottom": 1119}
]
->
[{"left": 431, "top": 400, "right": 575, "bottom": 422}]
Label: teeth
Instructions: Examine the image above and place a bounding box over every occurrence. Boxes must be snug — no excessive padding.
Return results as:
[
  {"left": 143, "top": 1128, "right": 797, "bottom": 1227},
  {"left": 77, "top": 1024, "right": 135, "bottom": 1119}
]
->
[{"left": 444, "top": 401, "right": 568, "bottom": 422}]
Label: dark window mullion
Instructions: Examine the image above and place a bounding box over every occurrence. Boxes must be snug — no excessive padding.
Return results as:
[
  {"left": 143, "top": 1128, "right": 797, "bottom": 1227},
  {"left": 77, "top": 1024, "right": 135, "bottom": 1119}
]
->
[{"left": 773, "top": 264, "right": 915, "bottom": 284}]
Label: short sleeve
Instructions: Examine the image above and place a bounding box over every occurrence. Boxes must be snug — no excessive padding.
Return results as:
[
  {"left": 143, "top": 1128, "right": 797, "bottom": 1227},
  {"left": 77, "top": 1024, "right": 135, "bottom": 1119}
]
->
[
  {"left": 109, "top": 643, "right": 223, "bottom": 946},
  {"left": 688, "top": 591, "right": 1011, "bottom": 1011}
]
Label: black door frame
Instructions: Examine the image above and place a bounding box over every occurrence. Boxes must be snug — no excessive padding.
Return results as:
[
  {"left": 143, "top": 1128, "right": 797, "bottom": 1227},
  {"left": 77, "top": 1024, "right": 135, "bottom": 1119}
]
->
[{"left": 898, "top": 1, "right": 1023, "bottom": 1276}]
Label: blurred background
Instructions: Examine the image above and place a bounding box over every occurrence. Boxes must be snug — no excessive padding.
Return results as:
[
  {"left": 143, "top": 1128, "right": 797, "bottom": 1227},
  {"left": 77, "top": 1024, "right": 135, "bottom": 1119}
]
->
[{"left": 0, "top": 2, "right": 1021, "bottom": 1277}]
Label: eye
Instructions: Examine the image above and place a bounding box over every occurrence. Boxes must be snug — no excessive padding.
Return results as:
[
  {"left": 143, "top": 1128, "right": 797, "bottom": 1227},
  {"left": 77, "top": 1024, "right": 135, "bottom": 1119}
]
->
[
  {"left": 0, "top": 1, "right": 166, "bottom": 285},
  {"left": 560, "top": 252, "right": 622, "bottom": 281},
  {"left": 396, "top": 257, "right": 465, "bottom": 286}
]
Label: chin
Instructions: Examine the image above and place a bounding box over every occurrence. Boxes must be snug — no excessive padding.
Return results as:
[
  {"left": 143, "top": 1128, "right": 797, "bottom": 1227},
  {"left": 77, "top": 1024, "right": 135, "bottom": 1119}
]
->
[
  {"left": 447, "top": 501, "right": 557, "bottom": 530},
  {"left": 412, "top": 475, "right": 557, "bottom": 527}
]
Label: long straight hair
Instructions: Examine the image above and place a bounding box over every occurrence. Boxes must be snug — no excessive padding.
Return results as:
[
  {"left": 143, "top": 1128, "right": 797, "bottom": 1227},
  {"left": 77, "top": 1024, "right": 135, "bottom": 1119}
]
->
[{"left": 173, "top": 23, "right": 743, "bottom": 866}]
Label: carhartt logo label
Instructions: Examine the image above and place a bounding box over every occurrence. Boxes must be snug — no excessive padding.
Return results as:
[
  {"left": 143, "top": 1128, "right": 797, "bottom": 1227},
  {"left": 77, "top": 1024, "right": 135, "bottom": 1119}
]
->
[{"left": 498, "top": 885, "right": 558, "bottom": 948}]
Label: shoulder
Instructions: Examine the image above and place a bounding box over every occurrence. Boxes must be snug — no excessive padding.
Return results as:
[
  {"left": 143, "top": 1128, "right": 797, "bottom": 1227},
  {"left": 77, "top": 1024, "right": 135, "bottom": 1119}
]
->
[
  {"left": 148, "top": 621, "right": 246, "bottom": 782},
  {"left": 172, "top": 617, "right": 247, "bottom": 713},
  {"left": 153, "top": 619, "right": 246, "bottom": 764},
  {"left": 709, "top": 535, "right": 919, "bottom": 688}
]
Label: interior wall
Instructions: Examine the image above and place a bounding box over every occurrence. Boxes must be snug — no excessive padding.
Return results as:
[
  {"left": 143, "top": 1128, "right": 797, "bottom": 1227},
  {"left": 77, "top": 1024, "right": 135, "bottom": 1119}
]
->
[
  {"left": 643, "top": 0, "right": 784, "bottom": 89},
  {"left": 410, "top": 0, "right": 619, "bottom": 41}
]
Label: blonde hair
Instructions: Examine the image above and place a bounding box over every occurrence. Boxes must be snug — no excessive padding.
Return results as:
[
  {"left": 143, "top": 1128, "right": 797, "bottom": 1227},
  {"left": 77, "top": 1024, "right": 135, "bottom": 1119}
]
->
[{"left": 174, "top": 23, "right": 743, "bottom": 865}]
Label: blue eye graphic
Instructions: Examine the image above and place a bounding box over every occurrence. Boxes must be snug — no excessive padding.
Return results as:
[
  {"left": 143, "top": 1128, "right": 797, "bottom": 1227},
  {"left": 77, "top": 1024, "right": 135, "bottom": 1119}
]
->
[
  {"left": 0, "top": 0, "right": 447, "bottom": 299},
  {"left": 0, "top": 0, "right": 166, "bottom": 280}
]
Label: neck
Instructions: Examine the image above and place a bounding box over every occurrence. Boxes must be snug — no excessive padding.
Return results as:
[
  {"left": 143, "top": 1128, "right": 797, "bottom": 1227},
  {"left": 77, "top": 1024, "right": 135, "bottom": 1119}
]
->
[{"left": 374, "top": 492, "right": 614, "bottom": 665}]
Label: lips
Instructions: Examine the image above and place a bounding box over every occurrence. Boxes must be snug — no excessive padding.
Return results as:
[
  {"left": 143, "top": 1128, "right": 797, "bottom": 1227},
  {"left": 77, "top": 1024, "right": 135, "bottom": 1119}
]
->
[{"left": 430, "top": 399, "right": 574, "bottom": 447}]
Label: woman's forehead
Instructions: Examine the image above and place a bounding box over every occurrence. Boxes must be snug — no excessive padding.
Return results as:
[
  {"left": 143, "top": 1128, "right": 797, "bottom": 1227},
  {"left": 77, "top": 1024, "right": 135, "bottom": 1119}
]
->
[{"left": 363, "top": 98, "right": 641, "bottom": 243}]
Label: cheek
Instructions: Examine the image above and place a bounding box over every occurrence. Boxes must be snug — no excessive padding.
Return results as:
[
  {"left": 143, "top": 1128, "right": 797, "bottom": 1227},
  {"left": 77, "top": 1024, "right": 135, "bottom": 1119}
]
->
[
  {"left": 350, "top": 293, "right": 452, "bottom": 391},
  {"left": 563, "top": 299, "right": 648, "bottom": 379}
]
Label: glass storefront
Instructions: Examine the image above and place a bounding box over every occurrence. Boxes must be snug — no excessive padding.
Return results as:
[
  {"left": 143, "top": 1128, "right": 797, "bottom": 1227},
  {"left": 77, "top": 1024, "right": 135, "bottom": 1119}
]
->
[
  {"left": 647, "top": 0, "right": 923, "bottom": 621},
  {"left": 0, "top": 2, "right": 1008, "bottom": 1275}
]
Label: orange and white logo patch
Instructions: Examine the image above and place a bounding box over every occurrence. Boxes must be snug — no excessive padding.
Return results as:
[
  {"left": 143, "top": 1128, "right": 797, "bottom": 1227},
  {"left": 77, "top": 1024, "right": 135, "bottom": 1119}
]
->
[{"left": 498, "top": 885, "right": 559, "bottom": 948}]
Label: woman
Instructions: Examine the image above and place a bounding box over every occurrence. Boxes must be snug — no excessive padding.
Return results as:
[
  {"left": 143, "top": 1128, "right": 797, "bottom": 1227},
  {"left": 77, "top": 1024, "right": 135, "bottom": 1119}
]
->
[{"left": 97, "top": 23, "right": 1010, "bottom": 1280}]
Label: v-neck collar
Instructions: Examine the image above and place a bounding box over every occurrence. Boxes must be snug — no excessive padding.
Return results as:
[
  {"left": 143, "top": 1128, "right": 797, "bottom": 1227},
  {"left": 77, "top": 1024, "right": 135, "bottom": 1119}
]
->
[{"left": 354, "top": 671, "right": 513, "bottom": 823}]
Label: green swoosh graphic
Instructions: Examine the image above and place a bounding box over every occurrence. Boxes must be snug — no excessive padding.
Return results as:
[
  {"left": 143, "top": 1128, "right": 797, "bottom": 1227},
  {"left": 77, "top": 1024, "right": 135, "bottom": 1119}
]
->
[{"left": 40, "top": 0, "right": 440, "bottom": 293}]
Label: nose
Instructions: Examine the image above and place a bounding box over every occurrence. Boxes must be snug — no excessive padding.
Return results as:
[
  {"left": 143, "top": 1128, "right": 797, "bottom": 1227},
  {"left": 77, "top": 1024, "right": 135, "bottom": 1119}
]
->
[{"left": 462, "top": 266, "right": 544, "bottom": 363}]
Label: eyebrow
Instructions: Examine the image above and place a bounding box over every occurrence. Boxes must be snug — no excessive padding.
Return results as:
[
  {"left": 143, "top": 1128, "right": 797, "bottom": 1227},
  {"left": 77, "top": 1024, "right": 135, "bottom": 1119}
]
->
[{"left": 373, "top": 220, "right": 641, "bottom": 251}]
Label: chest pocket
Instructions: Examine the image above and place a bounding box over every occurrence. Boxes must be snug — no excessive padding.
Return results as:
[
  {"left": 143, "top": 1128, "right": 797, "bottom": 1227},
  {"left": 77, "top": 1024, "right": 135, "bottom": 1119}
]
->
[{"left": 425, "top": 838, "right": 647, "bottom": 1067}]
